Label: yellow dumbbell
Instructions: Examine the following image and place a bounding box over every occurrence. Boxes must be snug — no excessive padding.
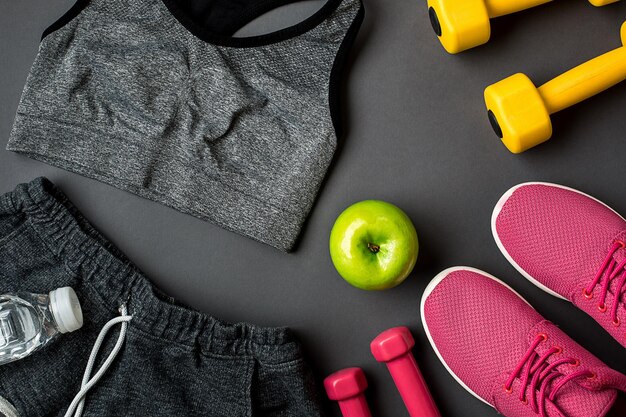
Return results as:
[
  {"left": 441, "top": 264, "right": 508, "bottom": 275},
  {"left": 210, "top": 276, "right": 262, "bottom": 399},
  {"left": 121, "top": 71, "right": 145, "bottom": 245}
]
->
[
  {"left": 484, "top": 22, "right": 626, "bottom": 154},
  {"left": 428, "top": 0, "right": 620, "bottom": 54}
]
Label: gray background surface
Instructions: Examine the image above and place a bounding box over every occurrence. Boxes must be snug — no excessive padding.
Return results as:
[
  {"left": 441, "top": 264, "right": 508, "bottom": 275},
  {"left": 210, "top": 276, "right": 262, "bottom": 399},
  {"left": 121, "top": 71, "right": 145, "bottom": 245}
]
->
[{"left": 1, "top": 1, "right": 626, "bottom": 416}]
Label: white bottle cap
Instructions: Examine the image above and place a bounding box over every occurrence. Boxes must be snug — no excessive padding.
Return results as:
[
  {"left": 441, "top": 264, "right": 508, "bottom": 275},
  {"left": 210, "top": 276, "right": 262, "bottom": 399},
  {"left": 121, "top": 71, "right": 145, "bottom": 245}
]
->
[{"left": 49, "top": 287, "right": 84, "bottom": 334}]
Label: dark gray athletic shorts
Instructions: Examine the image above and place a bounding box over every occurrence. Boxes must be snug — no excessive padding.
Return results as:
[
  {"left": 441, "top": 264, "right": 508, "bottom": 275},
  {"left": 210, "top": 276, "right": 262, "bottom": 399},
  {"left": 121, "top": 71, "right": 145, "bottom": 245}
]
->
[{"left": 0, "top": 178, "right": 323, "bottom": 417}]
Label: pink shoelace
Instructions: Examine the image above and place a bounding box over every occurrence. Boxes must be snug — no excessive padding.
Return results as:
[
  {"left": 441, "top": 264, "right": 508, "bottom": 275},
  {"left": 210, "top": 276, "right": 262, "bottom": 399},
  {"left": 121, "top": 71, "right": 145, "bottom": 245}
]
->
[
  {"left": 504, "top": 334, "right": 595, "bottom": 417},
  {"left": 583, "top": 241, "right": 626, "bottom": 329}
]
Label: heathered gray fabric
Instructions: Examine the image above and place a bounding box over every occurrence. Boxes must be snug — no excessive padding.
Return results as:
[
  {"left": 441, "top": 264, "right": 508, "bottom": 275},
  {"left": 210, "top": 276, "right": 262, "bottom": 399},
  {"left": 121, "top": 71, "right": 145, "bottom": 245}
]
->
[
  {"left": 0, "top": 178, "right": 324, "bottom": 416},
  {"left": 7, "top": 0, "right": 363, "bottom": 252}
]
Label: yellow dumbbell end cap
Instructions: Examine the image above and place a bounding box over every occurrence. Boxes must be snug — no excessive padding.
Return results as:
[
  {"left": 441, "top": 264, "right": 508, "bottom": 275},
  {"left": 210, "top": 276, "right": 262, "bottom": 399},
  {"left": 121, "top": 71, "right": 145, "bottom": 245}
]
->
[
  {"left": 484, "top": 73, "right": 552, "bottom": 154},
  {"left": 622, "top": 21, "right": 626, "bottom": 45},
  {"left": 588, "top": 0, "right": 619, "bottom": 6},
  {"left": 428, "top": 0, "right": 491, "bottom": 54}
]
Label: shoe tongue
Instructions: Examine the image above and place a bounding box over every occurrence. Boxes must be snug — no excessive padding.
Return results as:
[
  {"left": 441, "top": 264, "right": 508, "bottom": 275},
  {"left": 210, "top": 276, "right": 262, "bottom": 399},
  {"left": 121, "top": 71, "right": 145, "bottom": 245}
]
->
[
  {"left": 607, "top": 278, "right": 626, "bottom": 306},
  {"left": 609, "top": 242, "right": 626, "bottom": 305},
  {"left": 547, "top": 379, "right": 617, "bottom": 417}
]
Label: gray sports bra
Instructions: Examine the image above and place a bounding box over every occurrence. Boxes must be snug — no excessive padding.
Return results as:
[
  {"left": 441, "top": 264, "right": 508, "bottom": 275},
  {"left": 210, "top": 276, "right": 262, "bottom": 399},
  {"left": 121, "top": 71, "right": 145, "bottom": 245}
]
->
[{"left": 8, "top": 0, "right": 364, "bottom": 251}]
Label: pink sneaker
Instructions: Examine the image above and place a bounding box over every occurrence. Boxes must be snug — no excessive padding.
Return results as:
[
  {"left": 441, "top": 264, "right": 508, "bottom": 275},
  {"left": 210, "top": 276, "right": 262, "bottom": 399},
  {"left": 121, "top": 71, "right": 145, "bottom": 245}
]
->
[
  {"left": 492, "top": 183, "right": 626, "bottom": 348},
  {"left": 420, "top": 267, "right": 626, "bottom": 417}
]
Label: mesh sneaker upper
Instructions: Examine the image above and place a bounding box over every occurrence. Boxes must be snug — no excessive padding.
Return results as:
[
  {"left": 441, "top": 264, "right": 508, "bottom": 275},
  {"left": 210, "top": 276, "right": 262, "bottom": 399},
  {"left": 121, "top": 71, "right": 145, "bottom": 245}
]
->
[
  {"left": 492, "top": 183, "right": 626, "bottom": 347},
  {"left": 422, "top": 268, "right": 541, "bottom": 402},
  {"left": 421, "top": 268, "right": 626, "bottom": 417}
]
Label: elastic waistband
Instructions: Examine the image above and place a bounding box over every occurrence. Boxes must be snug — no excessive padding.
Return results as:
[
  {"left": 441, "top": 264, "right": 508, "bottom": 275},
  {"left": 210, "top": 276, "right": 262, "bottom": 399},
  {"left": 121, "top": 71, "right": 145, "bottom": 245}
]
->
[{"left": 1, "top": 178, "right": 299, "bottom": 362}]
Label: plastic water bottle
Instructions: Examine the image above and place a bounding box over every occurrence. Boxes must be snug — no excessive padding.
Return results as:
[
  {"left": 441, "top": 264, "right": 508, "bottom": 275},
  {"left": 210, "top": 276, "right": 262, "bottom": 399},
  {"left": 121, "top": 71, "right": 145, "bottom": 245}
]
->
[{"left": 0, "top": 287, "right": 83, "bottom": 365}]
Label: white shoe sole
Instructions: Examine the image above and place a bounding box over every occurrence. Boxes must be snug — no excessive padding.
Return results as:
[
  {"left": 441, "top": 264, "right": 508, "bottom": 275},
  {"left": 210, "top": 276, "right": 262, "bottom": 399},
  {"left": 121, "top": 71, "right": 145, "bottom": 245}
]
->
[{"left": 420, "top": 266, "right": 534, "bottom": 409}]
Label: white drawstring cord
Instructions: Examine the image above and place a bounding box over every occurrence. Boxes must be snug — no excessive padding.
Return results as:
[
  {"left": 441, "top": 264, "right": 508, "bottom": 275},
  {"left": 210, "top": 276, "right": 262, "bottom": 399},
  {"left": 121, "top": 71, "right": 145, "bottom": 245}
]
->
[{"left": 64, "top": 305, "right": 133, "bottom": 417}]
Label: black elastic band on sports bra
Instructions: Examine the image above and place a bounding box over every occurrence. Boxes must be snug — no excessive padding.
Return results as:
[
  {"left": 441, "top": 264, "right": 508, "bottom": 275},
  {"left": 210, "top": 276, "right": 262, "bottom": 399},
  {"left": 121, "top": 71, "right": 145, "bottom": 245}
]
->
[
  {"left": 212, "top": 0, "right": 306, "bottom": 36},
  {"left": 41, "top": 0, "right": 90, "bottom": 41},
  {"left": 161, "top": 0, "right": 344, "bottom": 48},
  {"left": 329, "top": 1, "right": 364, "bottom": 139}
]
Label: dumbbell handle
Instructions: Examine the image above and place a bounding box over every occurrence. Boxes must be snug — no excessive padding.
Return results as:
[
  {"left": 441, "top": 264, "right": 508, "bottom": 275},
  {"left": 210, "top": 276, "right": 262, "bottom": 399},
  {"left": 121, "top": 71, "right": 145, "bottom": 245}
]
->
[
  {"left": 325, "top": 368, "right": 373, "bottom": 417},
  {"left": 485, "top": 0, "right": 552, "bottom": 18},
  {"left": 335, "top": 396, "right": 372, "bottom": 417},
  {"left": 538, "top": 45, "right": 626, "bottom": 114},
  {"left": 384, "top": 355, "right": 441, "bottom": 417},
  {"left": 371, "top": 327, "right": 441, "bottom": 417}
]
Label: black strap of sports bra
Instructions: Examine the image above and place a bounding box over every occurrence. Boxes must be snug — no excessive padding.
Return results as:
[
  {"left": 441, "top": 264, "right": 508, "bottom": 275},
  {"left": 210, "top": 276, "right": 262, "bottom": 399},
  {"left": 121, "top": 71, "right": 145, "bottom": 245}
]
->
[
  {"left": 219, "top": 0, "right": 308, "bottom": 35},
  {"left": 175, "top": 0, "right": 311, "bottom": 36}
]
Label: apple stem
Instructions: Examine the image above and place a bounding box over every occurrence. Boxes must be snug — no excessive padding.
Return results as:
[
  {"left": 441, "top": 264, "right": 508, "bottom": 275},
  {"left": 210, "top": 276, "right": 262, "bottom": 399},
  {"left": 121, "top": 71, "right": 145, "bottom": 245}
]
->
[{"left": 368, "top": 243, "right": 380, "bottom": 254}]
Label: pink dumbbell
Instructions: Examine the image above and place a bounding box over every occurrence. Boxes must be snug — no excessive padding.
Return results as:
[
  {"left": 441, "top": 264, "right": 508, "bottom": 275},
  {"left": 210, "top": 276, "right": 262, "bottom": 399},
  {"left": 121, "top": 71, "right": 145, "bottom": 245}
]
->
[
  {"left": 324, "top": 367, "right": 373, "bottom": 417},
  {"left": 371, "top": 327, "right": 441, "bottom": 417}
]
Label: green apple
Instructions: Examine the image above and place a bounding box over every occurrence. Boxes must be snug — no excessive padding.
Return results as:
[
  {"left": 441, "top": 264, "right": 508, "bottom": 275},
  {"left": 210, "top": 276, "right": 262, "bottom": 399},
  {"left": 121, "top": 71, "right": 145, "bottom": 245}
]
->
[{"left": 329, "top": 200, "right": 419, "bottom": 290}]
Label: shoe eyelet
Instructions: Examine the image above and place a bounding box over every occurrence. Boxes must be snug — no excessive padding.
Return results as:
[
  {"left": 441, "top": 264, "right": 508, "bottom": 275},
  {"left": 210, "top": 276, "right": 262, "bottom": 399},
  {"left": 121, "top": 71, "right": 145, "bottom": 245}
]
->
[
  {"left": 570, "top": 359, "right": 580, "bottom": 367},
  {"left": 582, "top": 289, "right": 593, "bottom": 299},
  {"left": 616, "top": 240, "right": 626, "bottom": 249},
  {"left": 613, "top": 318, "right": 621, "bottom": 327},
  {"left": 521, "top": 398, "right": 528, "bottom": 405},
  {"left": 587, "top": 372, "right": 597, "bottom": 380},
  {"left": 554, "top": 346, "right": 563, "bottom": 355},
  {"left": 598, "top": 304, "right": 607, "bottom": 313},
  {"left": 504, "top": 385, "right": 513, "bottom": 394},
  {"left": 538, "top": 333, "right": 548, "bottom": 342}
]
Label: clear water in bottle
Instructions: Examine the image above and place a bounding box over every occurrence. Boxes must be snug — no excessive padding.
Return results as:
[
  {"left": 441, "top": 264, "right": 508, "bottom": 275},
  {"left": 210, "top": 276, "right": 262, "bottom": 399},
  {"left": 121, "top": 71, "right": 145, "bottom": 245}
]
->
[{"left": 0, "top": 287, "right": 83, "bottom": 365}]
